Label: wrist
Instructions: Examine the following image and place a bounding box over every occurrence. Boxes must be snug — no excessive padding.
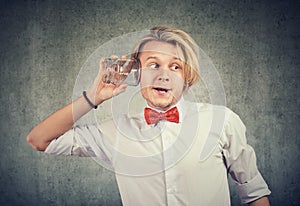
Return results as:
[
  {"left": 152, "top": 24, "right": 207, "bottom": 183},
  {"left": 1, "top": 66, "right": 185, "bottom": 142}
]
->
[
  {"left": 82, "top": 91, "right": 98, "bottom": 109},
  {"left": 85, "top": 88, "right": 106, "bottom": 107}
]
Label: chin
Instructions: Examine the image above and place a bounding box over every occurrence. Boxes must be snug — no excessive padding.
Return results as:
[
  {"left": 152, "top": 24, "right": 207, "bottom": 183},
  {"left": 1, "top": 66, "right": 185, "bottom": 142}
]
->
[
  {"left": 149, "top": 98, "right": 175, "bottom": 110},
  {"left": 141, "top": 88, "right": 179, "bottom": 110}
]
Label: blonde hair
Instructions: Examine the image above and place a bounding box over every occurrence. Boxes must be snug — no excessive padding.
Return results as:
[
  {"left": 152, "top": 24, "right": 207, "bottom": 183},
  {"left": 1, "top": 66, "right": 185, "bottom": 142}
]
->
[{"left": 132, "top": 25, "right": 200, "bottom": 88}]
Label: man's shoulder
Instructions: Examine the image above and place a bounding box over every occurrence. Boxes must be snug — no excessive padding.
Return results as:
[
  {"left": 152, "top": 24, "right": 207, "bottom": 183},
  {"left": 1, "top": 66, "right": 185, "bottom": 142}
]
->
[
  {"left": 184, "top": 101, "right": 233, "bottom": 114},
  {"left": 182, "top": 101, "right": 241, "bottom": 126}
]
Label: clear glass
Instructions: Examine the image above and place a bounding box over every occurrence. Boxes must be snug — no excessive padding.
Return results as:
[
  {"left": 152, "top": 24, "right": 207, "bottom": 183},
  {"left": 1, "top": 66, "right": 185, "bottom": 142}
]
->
[{"left": 102, "top": 58, "right": 140, "bottom": 86}]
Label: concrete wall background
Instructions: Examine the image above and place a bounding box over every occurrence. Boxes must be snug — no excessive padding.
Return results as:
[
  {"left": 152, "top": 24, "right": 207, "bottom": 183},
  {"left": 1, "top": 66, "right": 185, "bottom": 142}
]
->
[{"left": 1, "top": 0, "right": 299, "bottom": 205}]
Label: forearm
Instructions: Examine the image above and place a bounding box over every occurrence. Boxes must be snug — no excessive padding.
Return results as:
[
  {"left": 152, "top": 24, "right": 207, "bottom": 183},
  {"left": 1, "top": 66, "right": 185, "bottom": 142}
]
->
[
  {"left": 27, "top": 94, "right": 93, "bottom": 151},
  {"left": 27, "top": 58, "right": 128, "bottom": 151},
  {"left": 249, "top": 196, "right": 270, "bottom": 206}
]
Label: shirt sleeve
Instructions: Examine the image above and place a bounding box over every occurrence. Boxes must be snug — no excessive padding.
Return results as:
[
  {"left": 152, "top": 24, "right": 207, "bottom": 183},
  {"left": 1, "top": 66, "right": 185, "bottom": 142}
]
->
[
  {"left": 44, "top": 124, "right": 113, "bottom": 163},
  {"left": 221, "top": 111, "right": 271, "bottom": 204}
]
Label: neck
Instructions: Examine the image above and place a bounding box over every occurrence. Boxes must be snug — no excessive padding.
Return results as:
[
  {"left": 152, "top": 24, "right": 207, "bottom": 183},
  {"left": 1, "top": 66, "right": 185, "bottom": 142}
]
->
[{"left": 147, "top": 97, "right": 183, "bottom": 112}]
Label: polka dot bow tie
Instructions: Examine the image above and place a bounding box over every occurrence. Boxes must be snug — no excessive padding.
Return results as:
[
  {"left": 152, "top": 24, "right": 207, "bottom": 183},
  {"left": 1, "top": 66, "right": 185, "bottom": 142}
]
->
[{"left": 144, "top": 107, "right": 180, "bottom": 125}]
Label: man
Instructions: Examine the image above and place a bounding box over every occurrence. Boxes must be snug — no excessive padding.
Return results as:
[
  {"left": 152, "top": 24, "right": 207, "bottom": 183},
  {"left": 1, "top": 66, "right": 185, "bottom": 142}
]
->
[{"left": 27, "top": 26, "right": 271, "bottom": 205}]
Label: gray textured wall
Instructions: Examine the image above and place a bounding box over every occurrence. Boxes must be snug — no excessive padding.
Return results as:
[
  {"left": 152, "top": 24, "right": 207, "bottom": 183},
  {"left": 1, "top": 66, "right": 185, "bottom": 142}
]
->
[{"left": 1, "top": 0, "right": 299, "bottom": 205}]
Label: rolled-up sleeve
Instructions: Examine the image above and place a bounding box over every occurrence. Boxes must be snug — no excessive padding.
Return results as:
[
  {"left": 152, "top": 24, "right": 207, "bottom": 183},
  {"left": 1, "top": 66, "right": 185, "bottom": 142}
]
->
[
  {"left": 221, "top": 111, "right": 271, "bottom": 204},
  {"left": 44, "top": 124, "right": 113, "bottom": 162},
  {"left": 44, "top": 129, "right": 74, "bottom": 155}
]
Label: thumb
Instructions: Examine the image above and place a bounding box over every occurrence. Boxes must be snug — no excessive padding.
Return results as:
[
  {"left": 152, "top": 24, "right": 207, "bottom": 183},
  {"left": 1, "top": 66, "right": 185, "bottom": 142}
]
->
[{"left": 112, "top": 84, "right": 128, "bottom": 96}]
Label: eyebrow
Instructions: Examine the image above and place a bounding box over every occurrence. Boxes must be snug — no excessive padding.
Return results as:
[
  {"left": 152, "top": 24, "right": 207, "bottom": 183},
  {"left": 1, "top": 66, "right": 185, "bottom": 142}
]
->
[
  {"left": 145, "top": 56, "right": 158, "bottom": 61},
  {"left": 145, "top": 56, "right": 181, "bottom": 61}
]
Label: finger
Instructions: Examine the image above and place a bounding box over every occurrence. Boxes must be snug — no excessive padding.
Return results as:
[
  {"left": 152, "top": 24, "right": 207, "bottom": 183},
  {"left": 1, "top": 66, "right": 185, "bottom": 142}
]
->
[
  {"left": 119, "top": 55, "right": 127, "bottom": 68},
  {"left": 93, "top": 58, "right": 106, "bottom": 86},
  {"left": 112, "top": 84, "right": 128, "bottom": 96},
  {"left": 95, "top": 58, "right": 105, "bottom": 76},
  {"left": 100, "top": 58, "right": 114, "bottom": 85},
  {"left": 99, "top": 58, "right": 105, "bottom": 70},
  {"left": 100, "top": 58, "right": 106, "bottom": 76},
  {"left": 121, "top": 55, "right": 127, "bottom": 60},
  {"left": 109, "top": 55, "right": 119, "bottom": 72},
  {"left": 110, "top": 54, "right": 119, "bottom": 60}
]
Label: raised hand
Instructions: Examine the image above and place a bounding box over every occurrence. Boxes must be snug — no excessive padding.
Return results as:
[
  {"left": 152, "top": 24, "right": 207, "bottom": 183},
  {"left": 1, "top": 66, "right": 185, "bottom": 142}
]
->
[{"left": 86, "top": 56, "right": 128, "bottom": 106}]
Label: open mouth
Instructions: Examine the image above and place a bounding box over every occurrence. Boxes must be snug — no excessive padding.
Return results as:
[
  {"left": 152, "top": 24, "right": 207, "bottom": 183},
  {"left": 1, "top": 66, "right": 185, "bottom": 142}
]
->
[{"left": 153, "top": 87, "right": 170, "bottom": 94}]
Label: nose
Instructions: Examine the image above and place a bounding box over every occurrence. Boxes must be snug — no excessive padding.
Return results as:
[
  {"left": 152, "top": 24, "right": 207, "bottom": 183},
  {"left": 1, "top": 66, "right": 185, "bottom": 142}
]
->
[{"left": 157, "top": 67, "right": 170, "bottom": 82}]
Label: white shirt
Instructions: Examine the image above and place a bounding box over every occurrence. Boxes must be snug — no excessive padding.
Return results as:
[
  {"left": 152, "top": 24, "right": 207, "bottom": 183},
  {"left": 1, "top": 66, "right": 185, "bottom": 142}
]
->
[{"left": 45, "top": 100, "right": 271, "bottom": 205}]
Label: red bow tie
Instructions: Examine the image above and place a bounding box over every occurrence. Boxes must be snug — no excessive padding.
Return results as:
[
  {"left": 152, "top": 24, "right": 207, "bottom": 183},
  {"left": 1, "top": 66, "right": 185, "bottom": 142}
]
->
[{"left": 144, "top": 107, "right": 180, "bottom": 125}]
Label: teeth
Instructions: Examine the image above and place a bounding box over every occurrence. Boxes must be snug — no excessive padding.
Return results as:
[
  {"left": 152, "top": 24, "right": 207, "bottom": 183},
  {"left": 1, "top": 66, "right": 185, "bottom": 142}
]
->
[{"left": 154, "top": 87, "right": 168, "bottom": 92}]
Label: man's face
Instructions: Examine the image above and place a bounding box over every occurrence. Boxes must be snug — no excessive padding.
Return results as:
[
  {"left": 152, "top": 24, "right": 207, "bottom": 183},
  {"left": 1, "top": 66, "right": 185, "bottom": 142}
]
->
[{"left": 139, "top": 40, "right": 185, "bottom": 111}]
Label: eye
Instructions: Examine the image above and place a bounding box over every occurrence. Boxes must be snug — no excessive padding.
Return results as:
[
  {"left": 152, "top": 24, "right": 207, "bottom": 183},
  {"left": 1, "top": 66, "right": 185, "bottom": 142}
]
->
[
  {"left": 171, "top": 65, "right": 181, "bottom": 70},
  {"left": 149, "top": 63, "right": 160, "bottom": 69}
]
